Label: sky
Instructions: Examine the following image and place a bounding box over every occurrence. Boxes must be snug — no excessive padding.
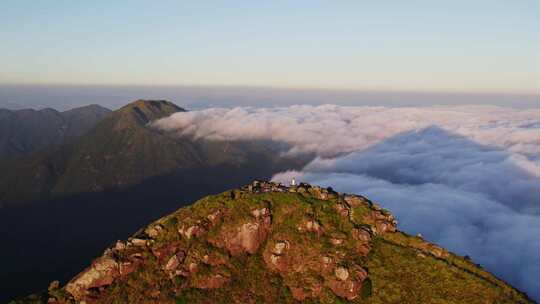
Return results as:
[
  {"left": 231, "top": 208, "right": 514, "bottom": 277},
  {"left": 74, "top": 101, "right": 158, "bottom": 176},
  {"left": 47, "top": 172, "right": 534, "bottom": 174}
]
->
[{"left": 1, "top": 1, "right": 539, "bottom": 94}]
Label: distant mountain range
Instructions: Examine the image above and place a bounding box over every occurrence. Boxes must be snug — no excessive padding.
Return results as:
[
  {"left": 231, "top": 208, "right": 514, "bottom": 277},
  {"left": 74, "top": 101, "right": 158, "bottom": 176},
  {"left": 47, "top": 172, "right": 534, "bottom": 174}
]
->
[
  {"left": 0, "top": 104, "right": 111, "bottom": 159},
  {"left": 0, "top": 99, "right": 306, "bottom": 207}
]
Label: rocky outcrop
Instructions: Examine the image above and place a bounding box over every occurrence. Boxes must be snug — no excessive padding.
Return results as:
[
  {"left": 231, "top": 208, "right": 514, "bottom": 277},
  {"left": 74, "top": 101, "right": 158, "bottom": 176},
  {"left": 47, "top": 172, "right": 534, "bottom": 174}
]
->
[
  {"left": 65, "top": 250, "right": 139, "bottom": 300},
  {"left": 209, "top": 206, "right": 272, "bottom": 256}
]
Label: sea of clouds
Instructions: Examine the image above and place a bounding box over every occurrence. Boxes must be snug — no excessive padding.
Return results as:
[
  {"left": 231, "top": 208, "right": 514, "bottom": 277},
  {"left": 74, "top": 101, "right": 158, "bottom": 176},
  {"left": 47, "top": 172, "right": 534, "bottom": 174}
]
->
[{"left": 154, "top": 105, "right": 540, "bottom": 300}]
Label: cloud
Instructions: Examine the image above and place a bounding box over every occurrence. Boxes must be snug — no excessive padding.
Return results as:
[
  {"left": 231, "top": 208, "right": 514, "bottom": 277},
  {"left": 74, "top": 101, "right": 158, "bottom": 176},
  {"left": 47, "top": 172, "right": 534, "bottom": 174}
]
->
[
  {"left": 154, "top": 105, "right": 540, "bottom": 159},
  {"left": 155, "top": 105, "right": 540, "bottom": 300}
]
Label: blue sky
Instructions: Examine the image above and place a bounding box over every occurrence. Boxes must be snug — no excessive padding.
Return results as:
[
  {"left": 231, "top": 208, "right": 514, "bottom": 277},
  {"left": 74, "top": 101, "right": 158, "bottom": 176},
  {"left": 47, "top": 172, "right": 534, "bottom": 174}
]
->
[{"left": 1, "top": 1, "right": 539, "bottom": 93}]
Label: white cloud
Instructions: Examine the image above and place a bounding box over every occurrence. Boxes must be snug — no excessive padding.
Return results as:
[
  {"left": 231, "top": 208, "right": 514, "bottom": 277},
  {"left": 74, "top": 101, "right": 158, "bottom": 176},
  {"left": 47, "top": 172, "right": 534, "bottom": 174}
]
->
[{"left": 154, "top": 105, "right": 540, "bottom": 300}]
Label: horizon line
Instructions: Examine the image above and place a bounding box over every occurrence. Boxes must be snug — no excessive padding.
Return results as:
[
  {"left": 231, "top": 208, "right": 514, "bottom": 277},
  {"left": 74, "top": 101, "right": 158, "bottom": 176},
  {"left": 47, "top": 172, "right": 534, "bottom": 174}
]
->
[{"left": 1, "top": 82, "right": 539, "bottom": 97}]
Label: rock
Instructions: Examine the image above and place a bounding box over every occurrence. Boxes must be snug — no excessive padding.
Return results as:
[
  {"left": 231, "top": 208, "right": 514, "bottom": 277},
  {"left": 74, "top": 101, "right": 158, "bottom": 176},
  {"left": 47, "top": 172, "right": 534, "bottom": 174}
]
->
[
  {"left": 289, "top": 280, "right": 323, "bottom": 301},
  {"left": 321, "top": 256, "right": 334, "bottom": 272},
  {"left": 331, "top": 238, "right": 344, "bottom": 246},
  {"left": 226, "top": 222, "right": 265, "bottom": 255},
  {"left": 270, "top": 254, "right": 280, "bottom": 266},
  {"left": 272, "top": 240, "right": 289, "bottom": 255},
  {"left": 231, "top": 189, "right": 244, "bottom": 199},
  {"left": 65, "top": 255, "right": 120, "bottom": 299},
  {"left": 165, "top": 253, "right": 184, "bottom": 271},
  {"left": 335, "top": 267, "right": 350, "bottom": 281},
  {"left": 145, "top": 224, "right": 163, "bottom": 238},
  {"left": 206, "top": 210, "right": 223, "bottom": 223},
  {"left": 114, "top": 241, "right": 126, "bottom": 251},
  {"left": 130, "top": 238, "right": 147, "bottom": 247},
  {"left": 307, "top": 186, "right": 329, "bottom": 200},
  {"left": 327, "top": 280, "right": 361, "bottom": 300},
  {"left": 290, "top": 287, "right": 308, "bottom": 301},
  {"left": 188, "top": 262, "right": 198, "bottom": 273},
  {"left": 119, "top": 261, "right": 137, "bottom": 276},
  {"left": 352, "top": 228, "right": 372, "bottom": 243},
  {"left": 374, "top": 220, "right": 396, "bottom": 234},
  {"left": 149, "top": 290, "right": 161, "bottom": 298},
  {"left": 179, "top": 225, "right": 203, "bottom": 240},
  {"left": 356, "top": 243, "right": 372, "bottom": 256},
  {"left": 202, "top": 252, "right": 228, "bottom": 266},
  {"left": 428, "top": 245, "right": 449, "bottom": 258},
  {"left": 304, "top": 220, "right": 323, "bottom": 235},
  {"left": 334, "top": 203, "right": 349, "bottom": 217},
  {"left": 48, "top": 280, "right": 60, "bottom": 291},
  {"left": 322, "top": 256, "right": 332, "bottom": 265},
  {"left": 129, "top": 253, "right": 143, "bottom": 260},
  {"left": 194, "top": 274, "right": 230, "bottom": 289},
  {"left": 251, "top": 207, "right": 269, "bottom": 218},
  {"left": 344, "top": 195, "right": 366, "bottom": 208},
  {"left": 212, "top": 205, "right": 272, "bottom": 256},
  {"left": 356, "top": 267, "right": 368, "bottom": 281}
]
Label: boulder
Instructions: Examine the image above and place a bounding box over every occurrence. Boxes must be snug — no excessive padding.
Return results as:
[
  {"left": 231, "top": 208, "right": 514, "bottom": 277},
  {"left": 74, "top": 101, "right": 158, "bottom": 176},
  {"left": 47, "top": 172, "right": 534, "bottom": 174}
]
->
[
  {"left": 129, "top": 238, "right": 148, "bottom": 247},
  {"left": 65, "top": 255, "right": 120, "bottom": 299},
  {"left": 164, "top": 252, "right": 185, "bottom": 272},
  {"left": 335, "top": 267, "right": 349, "bottom": 281},
  {"left": 225, "top": 222, "right": 266, "bottom": 255}
]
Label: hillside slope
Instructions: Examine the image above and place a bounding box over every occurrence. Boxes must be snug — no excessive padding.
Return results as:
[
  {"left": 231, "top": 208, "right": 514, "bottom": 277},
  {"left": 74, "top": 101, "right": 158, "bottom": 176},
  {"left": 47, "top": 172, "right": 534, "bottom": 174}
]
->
[
  {"left": 0, "top": 104, "right": 111, "bottom": 159},
  {"left": 15, "top": 181, "right": 533, "bottom": 303}
]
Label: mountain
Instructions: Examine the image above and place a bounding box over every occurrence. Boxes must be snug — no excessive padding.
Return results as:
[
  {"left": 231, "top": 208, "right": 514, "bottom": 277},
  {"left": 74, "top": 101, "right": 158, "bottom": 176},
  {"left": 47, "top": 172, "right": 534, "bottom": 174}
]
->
[
  {"left": 0, "top": 100, "right": 310, "bottom": 302},
  {"left": 13, "top": 181, "right": 533, "bottom": 303},
  {"left": 0, "top": 104, "right": 111, "bottom": 159},
  {"left": 0, "top": 99, "right": 304, "bottom": 206}
]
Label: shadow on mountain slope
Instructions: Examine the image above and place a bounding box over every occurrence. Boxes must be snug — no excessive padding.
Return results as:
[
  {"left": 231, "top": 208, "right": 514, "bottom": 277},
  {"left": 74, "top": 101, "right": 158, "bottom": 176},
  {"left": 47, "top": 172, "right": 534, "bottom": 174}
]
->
[{"left": 0, "top": 158, "right": 306, "bottom": 302}]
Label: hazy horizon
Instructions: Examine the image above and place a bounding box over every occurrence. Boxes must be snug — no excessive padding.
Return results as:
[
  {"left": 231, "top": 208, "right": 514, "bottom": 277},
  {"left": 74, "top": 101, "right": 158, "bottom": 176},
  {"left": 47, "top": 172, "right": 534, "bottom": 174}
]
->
[{"left": 1, "top": 84, "right": 539, "bottom": 111}]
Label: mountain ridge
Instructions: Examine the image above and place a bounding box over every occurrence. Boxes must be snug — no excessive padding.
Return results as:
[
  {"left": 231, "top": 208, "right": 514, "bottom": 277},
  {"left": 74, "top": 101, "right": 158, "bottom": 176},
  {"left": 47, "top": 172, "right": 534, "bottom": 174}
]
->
[
  {"left": 0, "top": 104, "right": 111, "bottom": 159},
  {"left": 0, "top": 99, "right": 190, "bottom": 205}
]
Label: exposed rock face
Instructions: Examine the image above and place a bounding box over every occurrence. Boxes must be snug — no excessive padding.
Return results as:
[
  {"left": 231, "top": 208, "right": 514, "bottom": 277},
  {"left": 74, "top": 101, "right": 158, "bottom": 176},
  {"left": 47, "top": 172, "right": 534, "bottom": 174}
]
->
[
  {"left": 227, "top": 222, "right": 265, "bottom": 255},
  {"left": 64, "top": 257, "right": 115, "bottom": 298},
  {"left": 25, "top": 180, "right": 533, "bottom": 304},
  {"left": 210, "top": 206, "right": 272, "bottom": 256}
]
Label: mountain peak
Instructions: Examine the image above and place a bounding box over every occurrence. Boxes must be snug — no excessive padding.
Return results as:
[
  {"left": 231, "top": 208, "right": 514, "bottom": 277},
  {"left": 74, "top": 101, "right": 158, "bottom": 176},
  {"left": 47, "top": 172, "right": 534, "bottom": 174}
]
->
[
  {"left": 114, "top": 99, "right": 185, "bottom": 126},
  {"left": 121, "top": 99, "right": 184, "bottom": 113},
  {"left": 23, "top": 180, "right": 532, "bottom": 303}
]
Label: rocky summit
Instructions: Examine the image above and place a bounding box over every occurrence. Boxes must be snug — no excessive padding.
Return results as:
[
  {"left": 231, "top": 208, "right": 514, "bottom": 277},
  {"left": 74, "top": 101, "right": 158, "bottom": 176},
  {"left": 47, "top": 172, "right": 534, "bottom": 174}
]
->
[{"left": 15, "top": 181, "right": 533, "bottom": 303}]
